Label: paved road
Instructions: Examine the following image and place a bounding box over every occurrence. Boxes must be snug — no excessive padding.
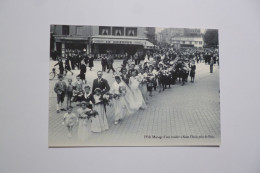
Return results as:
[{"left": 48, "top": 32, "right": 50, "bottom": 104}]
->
[{"left": 48, "top": 60, "right": 220, "bottom": 147}]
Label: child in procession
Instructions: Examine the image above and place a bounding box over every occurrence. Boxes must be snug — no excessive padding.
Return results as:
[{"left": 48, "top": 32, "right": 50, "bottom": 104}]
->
[
  {"left": 62, "top": 107, "right": 78, "bottom": 138},
  {"left": 54, "top": 74, "right": 67, "bottom": 113},
  {"left": 66, "top": 78, "right": 73, "bottom": 110}
]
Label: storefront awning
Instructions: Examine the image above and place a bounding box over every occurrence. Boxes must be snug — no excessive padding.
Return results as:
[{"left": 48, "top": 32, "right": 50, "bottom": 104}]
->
[
  {"left": 92, "top": 38, "right": 154, "bottom": 48},
  {"left": 54, "top": 36, "right": 89, "bottom": 43},
  {"left": 143, "top": 41, "right": 154, "bottom": 49}
]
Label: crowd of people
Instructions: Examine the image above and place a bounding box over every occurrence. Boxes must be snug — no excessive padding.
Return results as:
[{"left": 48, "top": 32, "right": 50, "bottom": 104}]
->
[{"left": 53, "top": 47, "right": 219, "bottom": 140}]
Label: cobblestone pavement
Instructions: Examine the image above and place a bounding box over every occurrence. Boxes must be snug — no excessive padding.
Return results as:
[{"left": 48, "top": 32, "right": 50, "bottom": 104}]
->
[{"left": 48, "top": 60, "right": 220, "bottom": 147}]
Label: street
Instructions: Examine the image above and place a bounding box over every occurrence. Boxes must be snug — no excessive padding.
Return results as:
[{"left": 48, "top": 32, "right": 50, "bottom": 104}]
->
[{"left": 48, "top": 60, "right": 220, "bottom": 147}]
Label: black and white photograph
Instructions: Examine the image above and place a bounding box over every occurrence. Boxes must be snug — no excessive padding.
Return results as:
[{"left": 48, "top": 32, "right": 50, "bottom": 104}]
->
[
  {"left": 2, "top": 0, "right": 260, "bottom": 172},
  {"left": 49, "top": 25, "right": 220, "bottom": 147}
]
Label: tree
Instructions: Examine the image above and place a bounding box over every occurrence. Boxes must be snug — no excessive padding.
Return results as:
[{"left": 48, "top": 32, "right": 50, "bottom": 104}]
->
[{"left": 203, "top": 29, "right": 219, "bottom": 48}]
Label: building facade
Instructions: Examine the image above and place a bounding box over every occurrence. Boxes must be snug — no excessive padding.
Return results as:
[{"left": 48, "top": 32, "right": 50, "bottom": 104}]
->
[
  {"left": 170, "top": 36, "right": 204, "bottom": 48},
  {"left": 91, "top": 26, "right": 154, "bottom": 55},
  {"left": 50, "top": 25, "right": 155, "bottom": 57},
  {"left": 156, "top": 28, "right": 205, "bottom": 48}
]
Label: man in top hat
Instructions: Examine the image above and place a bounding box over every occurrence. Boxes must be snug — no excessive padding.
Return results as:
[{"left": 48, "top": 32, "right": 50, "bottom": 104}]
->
[{"left": 92, "top": 71, "right": 110, "bottom": 94}]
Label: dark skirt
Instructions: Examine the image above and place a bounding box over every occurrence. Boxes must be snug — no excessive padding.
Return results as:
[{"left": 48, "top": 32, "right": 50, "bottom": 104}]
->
[
  {"left": 65, "top": 64, "right": 71, "bottom": 71},
  {"left": 190, "top": 70, "right": 195, "bottom": 77},
  {"left": 89, "top": 60, "right": 94, "bottom": 67},
  {"left": 147, "top": 82, "right": 153, "bottom": 92}
]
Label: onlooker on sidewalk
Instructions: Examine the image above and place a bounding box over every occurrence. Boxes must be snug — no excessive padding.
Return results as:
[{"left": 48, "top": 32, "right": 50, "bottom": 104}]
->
[
  {"left": 101, "top": 55, "right": 108, "bottom": 72},
  {"left": 107, "top": 52, "right": 115, "bottom": 74},
  {"left": 210, "top": 57, "right": 214, "bottom": 73}
]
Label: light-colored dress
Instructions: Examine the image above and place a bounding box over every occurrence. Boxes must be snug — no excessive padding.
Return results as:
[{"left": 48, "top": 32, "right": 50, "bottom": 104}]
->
[
  {"left": 92, "top": 95, "right": 109, "bottom": 132},
  {"left": 111, "top": 81, "right": 129, "bottom": 121},
  {"left": 137, "top": 73, "right": 148, "bottom": 102},
  {"left": 77, "top": 107, "right": 92, "bottom": 141},
  {"left": 129, "top": 76, "right": 147, "bottom": 109},
  {"left": 64, "top": 113, "right": 77, "bottom": 127}
]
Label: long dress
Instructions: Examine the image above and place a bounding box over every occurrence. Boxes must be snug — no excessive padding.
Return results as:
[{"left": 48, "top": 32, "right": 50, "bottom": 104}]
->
[
  {"left": 92, "top": 95, "right": 109, "bottom": 131},
  {"left": 129, "top": 76, "right": 147, "bottom": 109},
  {"left": 111, "top": 81, "right": 130, "bottom": 121},
  {"left": 137, "top": 73, "right": 148, "bottom": 102},
  {"left": 77, "top": 107, "right": 92, "bottom": 141}
]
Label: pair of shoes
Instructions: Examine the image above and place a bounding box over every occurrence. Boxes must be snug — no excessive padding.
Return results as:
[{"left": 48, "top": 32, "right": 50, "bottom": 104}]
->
[
  {"left": 114, "top": 121, "right": 119, "bottom": 125},
  {"left": 61, "top": 108, "right": 66, "bottom": 111},
  {"left": 56, "top": 110, "right": 60, "bottom": 113}
]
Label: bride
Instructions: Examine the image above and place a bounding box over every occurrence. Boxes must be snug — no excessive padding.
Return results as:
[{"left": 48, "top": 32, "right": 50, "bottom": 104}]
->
[
  {"left": 129, "top": 70, "right": 147, "bottom": 109},
  {"left": 111, "top": 75, "right": 138, "bottom": 125}
]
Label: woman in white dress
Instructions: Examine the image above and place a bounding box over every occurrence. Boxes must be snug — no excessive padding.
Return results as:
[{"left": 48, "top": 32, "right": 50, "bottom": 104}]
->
[
  {"left": 137, "top": 69, "right": 148, "bottom": 103},
  {"left": 111, "top": 75, "right": 129, "bottom": 125},
  {"left": 129, "top": 70, "right": 147, "bottom": 109},
  {"left": 92, "top": 88, "right": 109, "bottom": 131}
]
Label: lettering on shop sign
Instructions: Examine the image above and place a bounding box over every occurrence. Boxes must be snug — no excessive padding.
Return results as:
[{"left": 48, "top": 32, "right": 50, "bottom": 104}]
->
[{"left": 106, "top": 41, "right": 133, "bottom": 44}]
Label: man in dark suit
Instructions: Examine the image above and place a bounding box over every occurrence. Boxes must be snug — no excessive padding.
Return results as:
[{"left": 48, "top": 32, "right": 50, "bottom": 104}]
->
[{"left": 92, "top": 71, "right": 110, "bottom": 94}]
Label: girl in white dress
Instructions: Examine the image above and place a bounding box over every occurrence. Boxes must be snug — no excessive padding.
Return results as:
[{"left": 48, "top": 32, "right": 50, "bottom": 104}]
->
[
  {"left": 77, "top": 101, "right": 92, "bottom": 141},
  {"left": 92, "top": 88, "right": 109, "bottom": 131},
  {"left": 129, "top": 70, "right": 147, "bottom": 109},
  {"left": 62, "top": 107, "right": 78, "bottom": 138},
  {"left": 111, "top": 76, "right": 129, "bottom": 125},
  {"left": 137, "top": 69, "right": 148, "bottom": 103}
]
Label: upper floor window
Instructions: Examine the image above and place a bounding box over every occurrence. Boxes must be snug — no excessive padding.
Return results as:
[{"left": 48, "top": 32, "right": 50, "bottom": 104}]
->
[
  {"left": 112, "top": 27, "right": 124, "bottom": 36},
  {"left": 126, "top": 27, "right": 137, "bottom": 36},
  {"left": 76, "top": 26, "right": 83, "bottom": 35},
  {"left": 99, "top": 26, "right": 111, "bottom": 35},
  {"left": 62, "top": 25, "right": 69, "bottom": 35}
]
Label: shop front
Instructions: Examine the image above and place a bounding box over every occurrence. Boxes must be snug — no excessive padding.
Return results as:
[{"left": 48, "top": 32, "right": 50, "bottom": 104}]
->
[
  {"left": 91, "top": 37, "right": 154, "bottom": 56},
  {"left": 54, "top": 36, "right": 90, "bottom": 57}
]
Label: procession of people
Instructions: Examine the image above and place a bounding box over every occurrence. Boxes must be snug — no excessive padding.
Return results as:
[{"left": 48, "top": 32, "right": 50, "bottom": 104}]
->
[{"left": 53, "top": 46, "right": 219, "bottom": 140}]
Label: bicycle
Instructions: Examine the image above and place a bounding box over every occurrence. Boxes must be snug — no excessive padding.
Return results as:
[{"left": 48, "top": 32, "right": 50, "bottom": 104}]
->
[{"left": 49, "top": 67, "right": 60, "bottom": 80}]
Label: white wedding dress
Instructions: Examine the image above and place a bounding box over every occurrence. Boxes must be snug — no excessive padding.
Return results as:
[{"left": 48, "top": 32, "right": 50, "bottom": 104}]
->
[{"left": 129, "top": 76, "right": 147, "bottom": 109}]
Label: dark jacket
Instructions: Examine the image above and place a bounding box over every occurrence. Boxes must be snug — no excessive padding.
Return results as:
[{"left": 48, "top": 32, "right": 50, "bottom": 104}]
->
[{"left": 92, "top": 78, "right": 110, "bottom": 93}]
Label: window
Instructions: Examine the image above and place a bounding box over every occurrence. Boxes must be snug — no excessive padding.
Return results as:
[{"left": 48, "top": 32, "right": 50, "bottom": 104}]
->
[
  {"left": 99, "top": 26, "right": 111, "bottom": 35},
  {"left": 112, "top": 27, "right": 124, "bottom": 36},
  {"left": 199, "top": 41, "right": 202, "bottom": 45},
  {"left": 62, "top": 25, "right": 69, "bottom": 35},
  {"left": 126, "top": 27, "right": 137, "bottom": 36},
  {"left": 76, "top": 26, "right": 83, "bottom": 35}
]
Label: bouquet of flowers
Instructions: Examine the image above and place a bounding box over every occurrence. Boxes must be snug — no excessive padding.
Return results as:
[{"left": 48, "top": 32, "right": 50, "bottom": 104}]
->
[
  {"left": 119, "top": 86, "right": 127, "bottom": 96},
  {"left": 113, "top": 93, "right": 121, "bottom": 100},
  {"left": 86, "top": 110, "right": 99, "bottom": 119},
  {"left": 99, "top": 93, "right": 113, "bottom": 105}
]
